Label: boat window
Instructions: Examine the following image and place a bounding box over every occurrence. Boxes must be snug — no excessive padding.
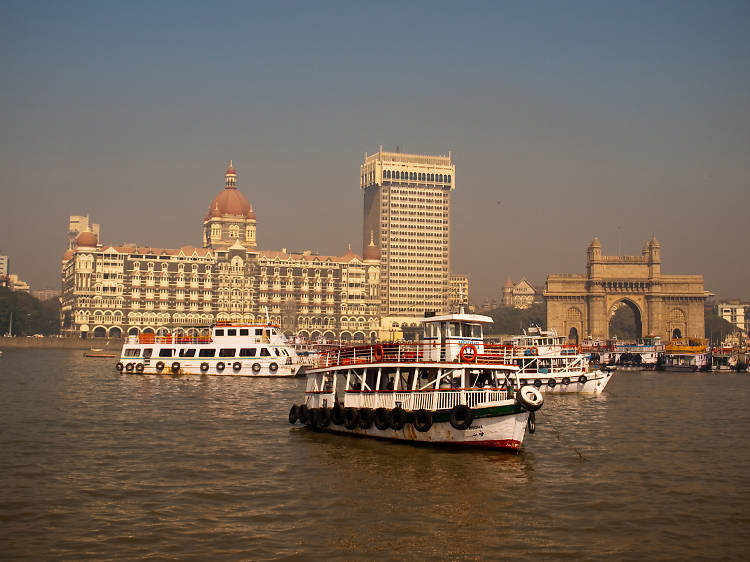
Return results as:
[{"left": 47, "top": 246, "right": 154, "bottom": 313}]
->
[
  {"left": 260, "top": 348, "right": 271, "bottom": 357},
  {"left": 471, "top": 324, "right": 482, "bottom": 338},
  {"left": 215, "top": 329, "right": 224, "bottom": 336},
  {"left": 179, "top": 348, "right": 196, "bottom": 358},
  {"left": 219, "top": 348, "right": 236, "bottom": 357},
  {"left": 124, "top": 348, "right": 140, "bottom": 357},
  {"left": 255, "top": 329, "right": 263, "bottom": 336},
  {"left": 199, "top": 349, "right": 216, "bottom": 357},
  {"left": 239, "top": 348, "right": 257, "bottom": 357},
  {"left": 143, "top": 348, "right": 153, "bottom": 358},
  {"left": 274, "top": 348, "right": 281, "bottom": 356},
  {"left": 240, "top": 329, "right": 249, "bottom": 336},
  {"left": 227, "top": 329, "right": 237, "bottom": 336},
  {"left": 158, "top": 348, "right": 174, "bottom": 357}
]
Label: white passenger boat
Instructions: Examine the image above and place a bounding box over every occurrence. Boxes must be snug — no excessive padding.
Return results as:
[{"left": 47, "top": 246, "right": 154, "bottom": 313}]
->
[
  {"left": 613, "top": 336, "right": 665, "bottom": 370},
  {"left": 116, "top": 323, "right": 304, "bottom": 377},
  {"left": 490, "top": 326, "right": 615, "bottom": 394},
  {"left": 289, "top": 311, "right": 543, "bottom": 451}
]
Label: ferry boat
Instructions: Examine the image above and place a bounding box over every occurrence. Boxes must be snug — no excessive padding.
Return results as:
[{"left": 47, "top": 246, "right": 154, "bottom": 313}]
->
[
  {"left": 661, "top": 337, "right": 710, "bottom": 372},
  {"left": 580, "top": 337, "right": 616, "bottom": 367},
  {"left": 116, "top": 323, "right": 303, "bottom": 377},
  {"left": 496, "top": 327, "right": 614, "bottom": 394},
  {"left": 613, "top": 336, "right": 665, "bottom": 370},
  {"left": 289, "top": 311, "right": 544, "bottom": 451}
]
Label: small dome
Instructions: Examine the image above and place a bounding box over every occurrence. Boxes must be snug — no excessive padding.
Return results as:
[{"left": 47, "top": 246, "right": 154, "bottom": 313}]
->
[
  {"left": 590, "top": 236, "right": 601, "bottom": 248},
  {"left": 226, "top": 163, "right": 236, "bottom": 175},
  {"left": 76, "top": 231, "right": 98, "bottom": 247},
  {"left": 504, "top": 277, "right": 513, "bottom": 288}
]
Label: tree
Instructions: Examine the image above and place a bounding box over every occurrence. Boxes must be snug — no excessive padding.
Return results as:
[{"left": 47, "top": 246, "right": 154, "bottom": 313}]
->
[
  {"left": 0, "top": 288, "right": 61, "bottom": 336},
  {"left": 705, "top": 306, "right": 739, "bottom": 345},
  {"left": 485, "top": 302, "right": 546, "bottom": 336}
]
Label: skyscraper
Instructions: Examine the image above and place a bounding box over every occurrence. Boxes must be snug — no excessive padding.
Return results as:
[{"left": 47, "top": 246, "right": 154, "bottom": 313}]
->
[{"left": 361, "top": 147, "right": 455, "bottom": 315}]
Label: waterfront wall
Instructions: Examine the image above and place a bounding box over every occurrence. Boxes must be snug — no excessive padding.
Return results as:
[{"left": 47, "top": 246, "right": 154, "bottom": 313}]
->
[{"left": 0, "top": 337, "right": 123, "bottom": 350}]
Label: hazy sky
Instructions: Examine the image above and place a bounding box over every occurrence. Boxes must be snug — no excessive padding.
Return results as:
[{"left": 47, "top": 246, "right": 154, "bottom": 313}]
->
[{"left": 1, "top": 1, "right": 748, "bottom": 302}]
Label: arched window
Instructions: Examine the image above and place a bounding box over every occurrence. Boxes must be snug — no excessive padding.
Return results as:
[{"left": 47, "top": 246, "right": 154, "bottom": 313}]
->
[{"left": 229, "top": 225, "right": 240, "bottom": 238}]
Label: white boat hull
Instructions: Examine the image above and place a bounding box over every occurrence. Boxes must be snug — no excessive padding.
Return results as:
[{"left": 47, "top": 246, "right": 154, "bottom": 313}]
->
[
  {"left": 310, "top": 409, "right": 530, "bottom": 450},
  {"left": 519, "top": 369, "right": 614, "bottom": 395},
  {"left": 119, "top": 359, "right": 301, "bottom": 377}
]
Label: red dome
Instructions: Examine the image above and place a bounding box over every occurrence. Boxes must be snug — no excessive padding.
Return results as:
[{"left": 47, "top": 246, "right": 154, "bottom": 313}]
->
[
  {"left": 76, "top": 231, "right": 98, "bottom": 247},
  {"left": 206, "top": 187, "right": 252, "bottom": 219},
  {"left": 363, "top": 241, "right": 380, "bottom": 261}
]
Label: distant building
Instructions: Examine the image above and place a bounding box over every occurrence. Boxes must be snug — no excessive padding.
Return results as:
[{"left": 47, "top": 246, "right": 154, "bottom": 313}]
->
[
  {"left": 449, "top": 274, "right": 470, "bottom": 311},
  {"left": 1, "top": 273, "right": 30, "bottom": 292},
  {"left": 68, "top": 215, "right": 100, "bottom": 250},
  {"left": 31, "top": 289, "right": 60, "bottom": 301},
  {"left": 502, "top": 277, "right": 537, "bottom": 309},
  {"left": 0, "top": 255, "right": 8, "bottom": 277},
  {"left": 61, "top": 163, "right": 381, "bottom": 341},
  {"left": 717, "top": 301, "right": 749, "bottom": 334},
  {"left": 361, "top": 147, "right": 454, "bottom": 316}
]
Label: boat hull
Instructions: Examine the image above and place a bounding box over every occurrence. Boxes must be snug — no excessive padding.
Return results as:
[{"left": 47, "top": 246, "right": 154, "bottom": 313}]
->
[
  {"left": 118, "top": 359, "right": 301, "bottom": 377},
  {"left": 305, "top": 408, "right": 530, "bottom": 450},
  {"left": 518, "top": 369, "right": 613, "bottom": 395}
]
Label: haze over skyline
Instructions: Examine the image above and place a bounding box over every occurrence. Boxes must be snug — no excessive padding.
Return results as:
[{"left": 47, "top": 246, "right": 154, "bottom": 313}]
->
[{"left": 1, "top": 1, "right": 748, "bottom": 303}]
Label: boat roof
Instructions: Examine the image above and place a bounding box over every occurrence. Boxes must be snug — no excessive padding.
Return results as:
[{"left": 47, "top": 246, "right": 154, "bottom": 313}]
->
[{"left": 423, "top": 313, "right": 494, "bottom": 325}]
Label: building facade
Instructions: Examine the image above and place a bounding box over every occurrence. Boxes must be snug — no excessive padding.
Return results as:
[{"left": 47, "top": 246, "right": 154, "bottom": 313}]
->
[
  {"left": 717, "top": 301, "right": 749, "bottom": 335},
  {"left": 361, "top": 147, "right": 455, "bottom": 316},
  {"left": 60, "top": 164, "right": 381, "bottom": 342},
  {"left": 0, "top": 255, "right": 8, "bottom": 277},
  {"left": 502, "top": 277, "right": 537, "bottom": 309}
]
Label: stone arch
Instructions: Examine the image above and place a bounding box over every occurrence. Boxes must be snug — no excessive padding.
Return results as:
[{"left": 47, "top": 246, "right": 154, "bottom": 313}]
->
[
  {"left": 93, "top": 326, "right": 107, "bottom": 338},
  {"left": 128, "top": 327, "right": 140, "bottom": 336},
  {"left": 108, "top": 326, "right": 122, "bottom": 338},
  {"left": 668, "top": 308, "right": 686, "bottom": 340},
  {"left": 322, "top": 331, "right": 336, "bottom": 342},
  {"left": 340, "top": 331, "right": 353, "bottom": 343},
  {"left": 608, "top": 298, "right": 643, "bottom": 339},
  {"left": 565, "top": 307, "right": 583, "bottom": 344},
  {"left": 353, "top": 331, "right": 366, "bottom": 343}
]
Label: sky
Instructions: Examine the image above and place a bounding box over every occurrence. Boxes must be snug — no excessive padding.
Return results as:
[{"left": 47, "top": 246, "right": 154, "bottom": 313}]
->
[{"left": 1, "top": 0, "right": 748, "bottom": 302}]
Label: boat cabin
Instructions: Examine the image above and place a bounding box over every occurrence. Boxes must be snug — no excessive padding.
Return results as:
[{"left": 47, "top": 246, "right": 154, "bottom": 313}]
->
[{"left": 421, "top": 312, "right": 493, "bottom": 362}]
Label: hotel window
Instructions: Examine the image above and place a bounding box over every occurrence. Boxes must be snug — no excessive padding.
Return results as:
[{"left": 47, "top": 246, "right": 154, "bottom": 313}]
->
[{"left": 229, "top": 225, "right": 240, "bottom": 238}]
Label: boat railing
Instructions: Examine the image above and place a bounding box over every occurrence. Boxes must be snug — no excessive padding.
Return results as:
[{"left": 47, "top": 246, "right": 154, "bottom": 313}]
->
[
  {"left": 341, "top": 388, "right": 513, "bottom": 411},
  {"left": 317, "top": 342, "right": 522, "bottom": 367},
  {"left": 136, "top": 334, "right": 213, "bottom": 345}
]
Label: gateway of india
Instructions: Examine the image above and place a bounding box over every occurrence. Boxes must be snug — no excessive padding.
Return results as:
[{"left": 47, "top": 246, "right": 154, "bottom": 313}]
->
[{"left": 61, "top": 150, "right": 463, "bottom": 341}]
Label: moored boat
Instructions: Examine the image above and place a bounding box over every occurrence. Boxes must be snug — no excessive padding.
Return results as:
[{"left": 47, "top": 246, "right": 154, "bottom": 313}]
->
[
  {"left": 116, "top": 323, "right": 304, "bottom": 376},
  {"left": 289, "top": 311, "right": 543, "bottom": 451},
  {"left": 614, "top": 336, "right": 665, "bottom": 370},
  {"left": 661, "top": 337, "right": 710, "bottom": 372}
]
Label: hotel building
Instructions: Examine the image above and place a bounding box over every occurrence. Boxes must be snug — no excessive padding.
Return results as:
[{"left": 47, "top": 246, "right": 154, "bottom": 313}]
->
[
  {"left": 60, "top": 164, "right": 381, "bottom": 342},
  {"left": 361, "top": 147, "right": 455, "bottom": 316}
]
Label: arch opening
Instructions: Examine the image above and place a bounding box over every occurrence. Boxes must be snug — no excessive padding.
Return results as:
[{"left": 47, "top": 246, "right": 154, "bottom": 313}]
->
[{"left": 608, "top": 300, "right": 642, "bottom": 340}]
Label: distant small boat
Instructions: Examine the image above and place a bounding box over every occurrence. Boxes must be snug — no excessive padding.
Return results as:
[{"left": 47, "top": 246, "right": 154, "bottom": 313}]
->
[{"left": 84, "top": 349, "right": 116, "bottom": 358}]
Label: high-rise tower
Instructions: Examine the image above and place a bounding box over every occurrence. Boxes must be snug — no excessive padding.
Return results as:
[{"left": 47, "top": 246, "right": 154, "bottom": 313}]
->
[{"left": 361, "top": 146, "right": 455, "bottom": 315}]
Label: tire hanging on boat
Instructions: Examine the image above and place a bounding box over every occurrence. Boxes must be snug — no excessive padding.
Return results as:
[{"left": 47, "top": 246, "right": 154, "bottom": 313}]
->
[
  {"left": 388, "top": 407, "right": 407, "bottom": 430},
  {"left": 317, "top": 408, "right": 331, "bottom": 428},
  {"left": 298, "top": 404, "right": 309, "bottom": 425},
  {"left": 449, "top": 404, "right": 473, "bottom": 430},
  {"left": 155, "top": 361, "right": 165, "bottom": 371},
  {"left": 562, "top": 377, "right": 570, "bottom": 385},
  {"left": 233, "top": 362, "right": 242, "bottom": 371},
  {"left": 516, "top": 386, "right": 544, "bottom": 412},
  {"left": 269, "top": 362, "right": 278, "bottom": 373},
  {"left": 343, "top": 407, "right": 359, "bottom": 430},
  {"left": 358, "top": 408, "right": 374, "bottom": 429},
  {"left": 373, "top": 407, "right": 390, "bottom": 430},
  {"left": 527, "top": 411, "right": 536, "bottom": 434},
  {"left": 413, "top": 409, "right": 433, "bottom": 432},
  {"left": 252, "top": 363, "right": 261, "bottom": 373},
  {"left": 171, "top": 362, "right": 180, "bottom": 373},
  {"left": 578, "top": 374, "right": 587, "bottom": 384},
  {"left": 534, "top": 379, "right": 542, "bottom": 388},
  {"left": 136, "top": 363, "right": 144, "bottom": 373},
  {"left": 216, "top": 362, "right": 225, "bottom": 371},
  {"left": 126, "top": 363, "right": 134, "bottom": 372},
  {"left": 308, "top": 408, "right": 319, "bottom": 428},
  {"left": 200, "top": 362, "right": 209, "bottom": 372},
  {"left": 547, "top": 378, "right": 556, "bottom": 388},
  {"left": 116, "top": 362, "right": 124, "bottom": 371},
  {"left": 288, "top": 405, "right": 299, "bottom": 424},
  {"left": 331, "top": 404, "right": 345, "bottom": 425}
]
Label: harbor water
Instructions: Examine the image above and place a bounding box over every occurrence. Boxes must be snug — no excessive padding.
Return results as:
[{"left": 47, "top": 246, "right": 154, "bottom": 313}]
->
[{"left": 1, "top": 349, "right": 749, "bottom": 560}]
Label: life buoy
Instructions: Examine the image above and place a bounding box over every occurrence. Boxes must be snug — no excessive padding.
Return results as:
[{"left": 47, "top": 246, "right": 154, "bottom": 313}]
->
[
  {"left": 358, "top": 408, "right": 374, "bottom": 429},
  {"left": 288, "top": 405, "right": 299, "bottom": 424},
  {"left": 126, "top": 363, "right": 134, "bottom": 372},
  {"left": 136, "top": 363, "right": 144, "bottom": 373},
  {"left": 388, "top": 407, "right": 407, "bottom": 430},
  {"left": 155, "top": 361, "right": 165, "bottom": 370},
  {"left": 331, "top": 404, "right": 345, "bottom": 425},
  {"left": 578, "top": 375, "right": 587, "bottom": 384},
  {"left": 200, "top": 362, "right": 209, "bottom": 372},
  {"left": 216, "top": 362, "right": 225, "bottom": 371},
  {"left": 374, "top": 408, "right": 389, "bottom": 430},
  {"left": 460, "top": 344, "right": 478, "bottom": 363},
  {"left": 547, "top": 378, "right": 556, "bottom": 388},
  {"left": 252, "top": 363, "right": 261, "bottom": 373},
  {"left": 373, "top": 345, "right": 384, "bottom": 361},
  {"left": 534, "top": 379, "right": 542, "bottom": 388},
  {"left": 269, "top": 362, "right": 278, "bottom": 373},
  {"left": 343, "top": 407, "right": 359, "bottom": 430},
  {"left": 562, "top": 377, "right": 571, "bottom": 385},
  {"left": 413, "top": 409, "right": 432, "bottom": 432},
  {"left": 232, "top": 362, "right": 242, "bottom": 371},
  {"left": 116, "top": 362, "right": 124, "bottom": 371},
  {"left": 449, "top": 404, "right": 473, "bottom": 430},
  {"left": 516, "top": 386, "right": 544, "bottom": 412},
  {"left": 171, "top": 362, "right": 180, "bottom": 373}
]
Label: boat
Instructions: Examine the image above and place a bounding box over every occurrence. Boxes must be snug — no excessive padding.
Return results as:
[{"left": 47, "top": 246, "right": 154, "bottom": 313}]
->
[
  {"left": 580, "top": 337, "right": 617, "bottom": 367},
  {"left": 85, "top": 352, "right": 117, "bottom": 358},
  {"left": 613, "top": 336, "right": 665, "bottom": 370},
  {"left": 116, "top": 323, "right": 304, "bottom": 376},
  {"left": 494, "top": 326, "right": 615, "bottom": 394},
  {"left": 289, "top": 311, "right": 543, "bottom": 451},
  {"left": 661, "top": 337, "right": 711, "bottom": 372}
]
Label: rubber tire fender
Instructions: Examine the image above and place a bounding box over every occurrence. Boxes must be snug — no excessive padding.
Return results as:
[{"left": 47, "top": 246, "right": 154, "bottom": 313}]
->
[
  {"left": 200, "top": 362, "right": 209, "bottom": 372},
  {"left": 317, "top": 407, "right": 331, "bottom": 428},
  {"left": 449, "top": 404, "right": 473, "bottom": 430},
  {"left": 516, "top": 385, "right": 544, "bottom": 412},
  {"left": 216, "top": 361, "right": 225, "bottom": 371},
  {"left": 534, "top": 379, "right": 542, "bottom": 388},
  {"left": 233, "top": 362, "right": 242, "bottom": 371},
  {"left": 269, "top": 362, "right": 279, "bottom": 373},
  {"left": 126, "top": 363, "right": 134, "bottom": 372},
  {"left": 136, "top": 363, "right": 144, "bottom": 373},
  {"left": 562, "top": 377, "right": 570, "bottom": 385},
  {"left": 171, "top": 362, "right": 180, "bottom": 373},
  {"left": 298, "top": 404, "right": 309, "bottom": 425},
  {"left": 288, "top": 405, "right": 299, "bottom": 424},
  {"left": 331, "top": 404, "right": 345, "bottom": 425},
  {"left": 578, "top": 374, "right": 588, "bottom": 384},
  {"left": 547, "top": 378, "right": 556, "bottom": 388},
  {"left": 358, "top": 408, "right": 374, "bottom": 429},
  {"left": 527, "top": 411, "right": 536, "bottom": 434},
  {"left": 413, "top": 409, "right": 433, "bottom": 432},
  {"left": 388, "top": 407, "right": 407, "bottom": 431},
  {"left": 252, "top": 363, "right": 261, "bottom": 373},
  {"left": 343, "top": 407, "right": 359, "bottom": 430},
  {"left": 155, "top": 361, "right": 165, "bottom": 371},
  {"left": 373, "top": 407, "right": 389, "bottom": 430},
  {"left": 116, "top": 362, "right": 124, "bottom": 371}
]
